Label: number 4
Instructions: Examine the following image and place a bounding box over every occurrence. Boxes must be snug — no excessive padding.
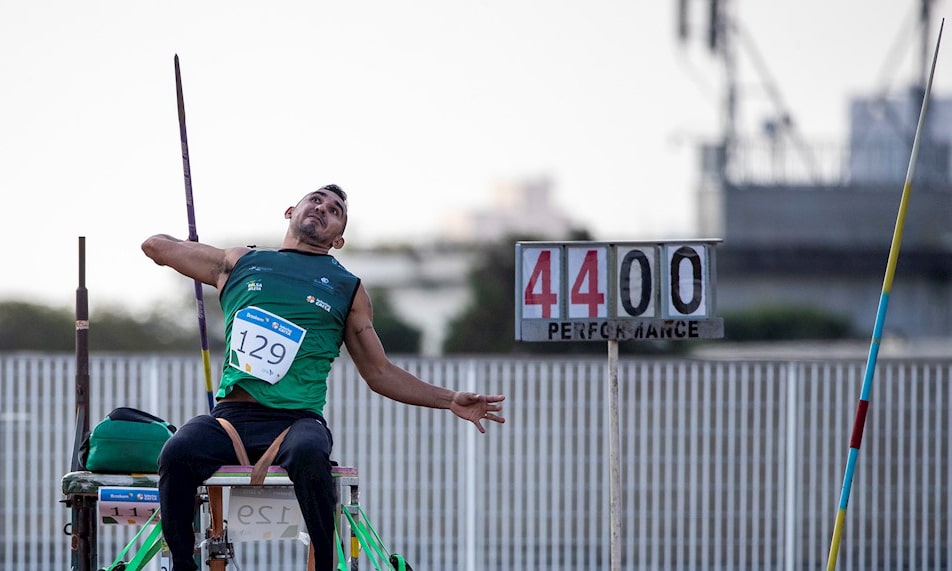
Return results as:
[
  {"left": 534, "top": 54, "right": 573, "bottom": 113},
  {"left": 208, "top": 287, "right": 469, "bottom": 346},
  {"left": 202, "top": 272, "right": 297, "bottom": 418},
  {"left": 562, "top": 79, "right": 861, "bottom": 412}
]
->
[
  {"left": 570, "top": 250, "right": 605, "bottom": 317},
  {"left": 524, "top": 250, "right": 558, "bottom": 318}
]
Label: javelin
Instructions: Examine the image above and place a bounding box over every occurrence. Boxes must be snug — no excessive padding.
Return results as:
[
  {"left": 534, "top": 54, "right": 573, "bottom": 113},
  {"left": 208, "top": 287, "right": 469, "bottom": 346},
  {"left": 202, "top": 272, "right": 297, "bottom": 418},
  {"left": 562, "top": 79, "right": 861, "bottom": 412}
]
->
[
  {"left": 825, "top": 18, "right": 944, "bottom": 570},
  {"left": 174, "top": 54, "right": 215, "bottom": 413}
]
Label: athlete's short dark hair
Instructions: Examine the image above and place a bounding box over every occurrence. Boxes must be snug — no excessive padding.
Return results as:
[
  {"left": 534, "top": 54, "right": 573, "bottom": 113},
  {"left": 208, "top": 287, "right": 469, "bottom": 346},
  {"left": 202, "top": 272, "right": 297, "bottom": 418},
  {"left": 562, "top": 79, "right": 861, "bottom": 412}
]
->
[{"left": 319, "top": 184, "right": 347, "bottom": 203}]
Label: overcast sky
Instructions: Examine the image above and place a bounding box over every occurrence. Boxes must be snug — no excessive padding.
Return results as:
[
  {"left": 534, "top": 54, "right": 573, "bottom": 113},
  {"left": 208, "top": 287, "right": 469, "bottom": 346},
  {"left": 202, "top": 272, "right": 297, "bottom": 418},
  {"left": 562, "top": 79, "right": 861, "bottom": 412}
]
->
[{"left": 2, "top": 1, "right": 949, "bottom": 313}]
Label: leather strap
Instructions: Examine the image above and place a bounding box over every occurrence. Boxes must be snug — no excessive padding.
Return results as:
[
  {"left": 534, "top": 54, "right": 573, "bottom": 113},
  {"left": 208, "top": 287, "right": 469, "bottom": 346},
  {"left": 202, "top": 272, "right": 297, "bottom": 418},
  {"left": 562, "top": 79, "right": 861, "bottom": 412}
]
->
[
  {"left": 215, "top": 417, "right": 291, "bottom": 486},
  {"left": 250, "top": 427, "right": 291, "bottom": 486},
  {"left": 216, "top": 418, "right": 251, "bottom": 465}
]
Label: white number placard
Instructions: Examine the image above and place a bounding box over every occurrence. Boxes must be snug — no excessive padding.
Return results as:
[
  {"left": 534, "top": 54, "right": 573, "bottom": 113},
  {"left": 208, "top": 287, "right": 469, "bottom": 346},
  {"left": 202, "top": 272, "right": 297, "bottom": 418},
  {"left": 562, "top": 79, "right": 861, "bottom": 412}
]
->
[
  {"left": 515, "top": 240, "right": 722, "bottom": 341},
  {"left": 227, "top": 487, "right": 306, "bottom": 543},
  {"left": 567, "top": 246, "right": 608, "bottom": 318},
  {"left": 665, "top": 244, "right": 708, "bottom": 318},
  {"left": 615, "top": 246, "right": 657, "bottom": 318},
  {"left": 229, "top": 306, "right": 306, "bottom": 384},
  {"left": 520, "top": 246, "right": 561, "bottom": 319},
  {"left": 98, "top": 486, "right": 160, "bottom": 525}
]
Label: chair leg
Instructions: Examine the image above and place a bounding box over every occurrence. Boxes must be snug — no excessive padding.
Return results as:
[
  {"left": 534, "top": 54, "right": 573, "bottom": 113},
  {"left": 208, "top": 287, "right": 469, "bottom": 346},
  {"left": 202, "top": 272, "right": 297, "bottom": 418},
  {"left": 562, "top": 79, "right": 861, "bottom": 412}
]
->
[{"left": 207, "top": 486, "right": 227, "bottom": 570}]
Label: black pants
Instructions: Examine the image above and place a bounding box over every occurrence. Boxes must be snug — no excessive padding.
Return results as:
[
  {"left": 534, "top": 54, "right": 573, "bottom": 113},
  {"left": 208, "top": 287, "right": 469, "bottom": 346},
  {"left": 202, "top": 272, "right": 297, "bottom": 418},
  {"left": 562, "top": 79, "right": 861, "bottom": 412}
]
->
[{"left": 158, "top": 402, "right": 336, "bottom": 571}]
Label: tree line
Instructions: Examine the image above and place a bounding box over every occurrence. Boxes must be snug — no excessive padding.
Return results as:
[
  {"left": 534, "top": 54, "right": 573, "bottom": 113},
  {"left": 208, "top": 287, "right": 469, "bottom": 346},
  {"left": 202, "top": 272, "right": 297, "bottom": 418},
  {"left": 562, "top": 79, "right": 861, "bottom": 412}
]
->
[
  {"left": 0, "top": 232, "right": 678, "bottom": 356},
  {"left": 0, "top": 236, "right": 854, "bottom": 354},
  {"left": 0, "top": 287, "right": 421, "bottom": 354}
]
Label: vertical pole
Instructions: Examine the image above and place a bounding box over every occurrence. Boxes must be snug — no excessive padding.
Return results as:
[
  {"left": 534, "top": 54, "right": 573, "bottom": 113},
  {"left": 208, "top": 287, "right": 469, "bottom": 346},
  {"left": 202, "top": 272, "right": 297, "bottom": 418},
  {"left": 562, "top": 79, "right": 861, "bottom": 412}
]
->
[
  {"left": 207, "top": 486, "right": 227, "bottom": 571},
  {"left": 73, "top": 236, "right": 90, "bottom": 471},
  {"left": 71, "top": 236, "right": 96, "bottom": 571},
  {"left": 72, "top": 236, "right": 99, "bottom": 571},
  {"left": 784, "top": 363, "right": 799, "bottom": 571},
  {"left": 608, "top": 340, "right": 621, "bottom": 571},
  {"left": 350, "top": 483, "right": 361, "bottom": 571},
  {"left": 465, "top": 361, "right": 477, "bottom": 571}
]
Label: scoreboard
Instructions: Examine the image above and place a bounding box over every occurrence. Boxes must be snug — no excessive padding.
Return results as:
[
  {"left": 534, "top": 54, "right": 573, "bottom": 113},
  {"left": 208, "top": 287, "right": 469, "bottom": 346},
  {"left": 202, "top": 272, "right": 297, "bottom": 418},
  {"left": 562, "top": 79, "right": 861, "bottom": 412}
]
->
[{"left": 515, "top": 240, "right": 723, "bottom": 342}]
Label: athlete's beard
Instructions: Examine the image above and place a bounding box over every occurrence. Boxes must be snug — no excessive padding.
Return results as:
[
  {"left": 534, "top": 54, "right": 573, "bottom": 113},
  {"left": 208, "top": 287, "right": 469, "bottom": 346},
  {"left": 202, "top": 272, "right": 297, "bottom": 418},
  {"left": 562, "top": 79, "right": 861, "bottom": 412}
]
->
[
  {"left": 292, "top": 213, "right": 345, "bottom": 247},
  {"left": 292, "top": 218, "right": 324, "bottom": 246}
]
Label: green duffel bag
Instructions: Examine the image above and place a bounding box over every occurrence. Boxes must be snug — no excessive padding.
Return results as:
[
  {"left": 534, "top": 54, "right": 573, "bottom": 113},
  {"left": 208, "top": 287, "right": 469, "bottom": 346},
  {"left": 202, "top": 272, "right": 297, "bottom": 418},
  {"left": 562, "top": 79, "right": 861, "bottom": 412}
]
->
[{"left": 79, "top": 407, "right": 177, "bottom": 474}]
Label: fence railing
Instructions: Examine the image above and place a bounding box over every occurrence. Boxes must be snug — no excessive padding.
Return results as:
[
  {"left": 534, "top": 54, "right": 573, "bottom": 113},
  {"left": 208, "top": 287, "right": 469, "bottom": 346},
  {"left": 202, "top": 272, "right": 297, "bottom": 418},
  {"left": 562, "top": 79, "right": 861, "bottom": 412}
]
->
[{"left": 1, "top": 353, "right": 949, "bottom": 570}]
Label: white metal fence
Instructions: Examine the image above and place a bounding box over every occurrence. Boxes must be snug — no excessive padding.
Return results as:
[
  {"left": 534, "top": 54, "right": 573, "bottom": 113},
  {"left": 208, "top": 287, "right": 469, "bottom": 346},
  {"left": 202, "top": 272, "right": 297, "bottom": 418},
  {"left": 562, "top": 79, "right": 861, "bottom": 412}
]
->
[{"left": 1, "top": 353, "right": 949, "bottom": 570}]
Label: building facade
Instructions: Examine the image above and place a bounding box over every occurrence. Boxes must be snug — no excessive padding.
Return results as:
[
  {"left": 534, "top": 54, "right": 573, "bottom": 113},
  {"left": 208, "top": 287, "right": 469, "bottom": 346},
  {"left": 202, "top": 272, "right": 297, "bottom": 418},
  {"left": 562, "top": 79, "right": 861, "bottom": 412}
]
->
[{"left": 697, "top": 89, "right": 952, "bottom": 339}]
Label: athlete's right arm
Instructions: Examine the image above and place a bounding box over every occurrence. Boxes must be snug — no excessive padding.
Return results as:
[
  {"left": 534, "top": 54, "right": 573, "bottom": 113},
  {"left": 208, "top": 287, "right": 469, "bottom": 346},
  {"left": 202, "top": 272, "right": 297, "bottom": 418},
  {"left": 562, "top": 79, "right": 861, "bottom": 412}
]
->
[{"left": 141, "top": 234, "right": 250, "bottom": 289}]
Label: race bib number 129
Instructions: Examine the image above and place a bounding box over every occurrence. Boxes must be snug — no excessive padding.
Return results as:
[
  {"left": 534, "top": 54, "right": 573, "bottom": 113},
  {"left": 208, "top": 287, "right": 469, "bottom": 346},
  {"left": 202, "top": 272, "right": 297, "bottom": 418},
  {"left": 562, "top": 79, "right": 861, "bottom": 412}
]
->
[{"left": 229, "top": 307, "right": 306, "bottom": 384}]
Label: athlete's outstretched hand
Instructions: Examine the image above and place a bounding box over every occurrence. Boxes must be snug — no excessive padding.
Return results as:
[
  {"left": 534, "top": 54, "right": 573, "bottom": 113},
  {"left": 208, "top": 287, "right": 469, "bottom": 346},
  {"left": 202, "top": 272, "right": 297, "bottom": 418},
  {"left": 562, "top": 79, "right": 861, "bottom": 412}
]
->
[{"left": 450, "top": 392, "right": 506, "bottom": 433}]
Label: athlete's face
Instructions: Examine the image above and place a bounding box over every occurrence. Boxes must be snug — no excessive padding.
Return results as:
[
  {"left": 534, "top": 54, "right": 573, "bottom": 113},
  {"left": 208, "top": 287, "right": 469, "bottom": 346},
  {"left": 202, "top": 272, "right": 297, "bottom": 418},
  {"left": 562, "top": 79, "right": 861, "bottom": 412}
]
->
[{"left": 286, "top": 189, "right": 348, "bottom": 249}]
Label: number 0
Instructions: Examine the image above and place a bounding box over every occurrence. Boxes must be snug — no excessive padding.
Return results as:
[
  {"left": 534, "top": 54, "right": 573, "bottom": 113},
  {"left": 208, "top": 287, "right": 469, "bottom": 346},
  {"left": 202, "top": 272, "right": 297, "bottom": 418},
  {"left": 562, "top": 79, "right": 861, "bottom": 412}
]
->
[
  {"left": 670, "top": 246, "right": 703, "bottom": 315},
  {"left": 619, "top": 249, "right": 651, "bottom": 316}
]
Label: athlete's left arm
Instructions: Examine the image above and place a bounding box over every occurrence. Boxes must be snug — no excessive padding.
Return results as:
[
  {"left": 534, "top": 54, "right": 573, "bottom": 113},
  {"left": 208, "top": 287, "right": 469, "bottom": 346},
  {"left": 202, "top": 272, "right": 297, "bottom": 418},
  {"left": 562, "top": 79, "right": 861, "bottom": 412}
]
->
[{"left": 343, "top": 284, "right": 505, "bottom": 433}]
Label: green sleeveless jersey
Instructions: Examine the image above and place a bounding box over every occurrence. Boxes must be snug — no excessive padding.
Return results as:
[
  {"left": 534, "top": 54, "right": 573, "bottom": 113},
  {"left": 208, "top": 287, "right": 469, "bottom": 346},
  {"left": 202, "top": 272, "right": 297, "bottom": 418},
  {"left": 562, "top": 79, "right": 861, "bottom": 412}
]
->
[{"left": 216, "top": 249, "right": 360, "bottom": 415}]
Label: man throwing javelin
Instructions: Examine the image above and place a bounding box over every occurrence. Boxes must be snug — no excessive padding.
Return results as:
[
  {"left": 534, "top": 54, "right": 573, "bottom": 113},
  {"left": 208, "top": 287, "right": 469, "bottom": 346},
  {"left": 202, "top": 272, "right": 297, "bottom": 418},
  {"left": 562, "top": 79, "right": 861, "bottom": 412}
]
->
[{"left": 142, "top": 184, "right": 506, "bottom": 570}]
